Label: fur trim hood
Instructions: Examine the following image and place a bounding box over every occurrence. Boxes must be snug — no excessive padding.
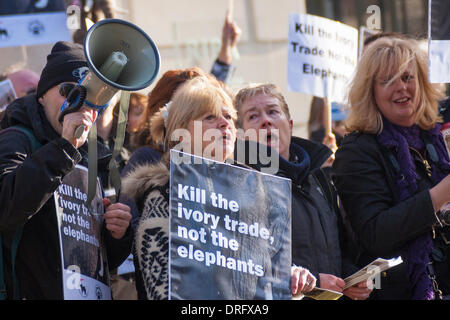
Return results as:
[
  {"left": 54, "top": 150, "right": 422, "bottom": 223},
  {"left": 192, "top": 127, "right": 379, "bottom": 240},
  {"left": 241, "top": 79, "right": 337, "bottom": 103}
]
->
[{"left": 121, "top": 161, "right": 169, "bottom": 201}]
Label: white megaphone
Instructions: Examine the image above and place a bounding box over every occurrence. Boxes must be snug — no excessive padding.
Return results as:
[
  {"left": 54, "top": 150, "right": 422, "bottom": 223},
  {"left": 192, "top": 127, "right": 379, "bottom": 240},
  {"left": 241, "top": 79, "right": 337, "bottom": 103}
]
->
[{"left": 59, "top": 18, "right": 160, "bottom": 138}]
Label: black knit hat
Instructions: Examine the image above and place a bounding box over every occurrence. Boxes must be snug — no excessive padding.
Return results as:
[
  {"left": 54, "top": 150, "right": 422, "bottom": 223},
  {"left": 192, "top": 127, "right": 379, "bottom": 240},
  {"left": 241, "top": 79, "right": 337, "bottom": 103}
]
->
[{"left": 36, "top": 41, "right": 88, "bottom": 98}]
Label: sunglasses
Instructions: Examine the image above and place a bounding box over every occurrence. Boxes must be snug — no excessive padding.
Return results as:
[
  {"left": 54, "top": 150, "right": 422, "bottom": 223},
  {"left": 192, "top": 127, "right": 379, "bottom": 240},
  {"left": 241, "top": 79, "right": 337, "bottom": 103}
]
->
[{"left": 59, "top": 83, "right": 76, "bottom": 98}]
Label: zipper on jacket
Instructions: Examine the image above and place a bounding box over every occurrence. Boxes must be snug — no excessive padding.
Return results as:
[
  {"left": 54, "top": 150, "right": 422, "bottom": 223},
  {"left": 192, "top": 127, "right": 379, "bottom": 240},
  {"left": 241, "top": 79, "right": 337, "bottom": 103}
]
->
[
  {"left": 294, "top": 184, "right": 313, "bottom": 200},
  {"left": 409, "top": 146, "right": 432, "bottom": 178}
]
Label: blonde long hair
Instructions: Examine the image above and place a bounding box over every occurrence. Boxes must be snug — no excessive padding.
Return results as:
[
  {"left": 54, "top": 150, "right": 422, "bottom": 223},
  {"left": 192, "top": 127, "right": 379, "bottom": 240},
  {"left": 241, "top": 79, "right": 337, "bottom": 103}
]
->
[{"left": 345, "top": 37, "right": 443, "bottom": 134}]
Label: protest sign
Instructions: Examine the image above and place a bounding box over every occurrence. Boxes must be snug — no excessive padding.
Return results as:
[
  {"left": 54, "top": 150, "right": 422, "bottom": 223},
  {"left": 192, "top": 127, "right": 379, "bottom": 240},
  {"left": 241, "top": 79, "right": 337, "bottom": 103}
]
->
[
  {"left": 0, "top": 0, "right": 70, "bottom": 48},
  {"left": 54, "top": 165, "right": 111, "bottom": 300},
  {"left": 169, "top": 150, "right": 292, "bottom": 300},
  {"left": 287, "top": 13, "right": 358, "bottom": 103},
  {"left": 428, "top": 0, "right": 450, "bottom": 83},
  {"left": 0, "top": 79, "right": 17, "bottom": 113},
  {"left": 358, "top": 26, "right": 378, "bottom": 60}
]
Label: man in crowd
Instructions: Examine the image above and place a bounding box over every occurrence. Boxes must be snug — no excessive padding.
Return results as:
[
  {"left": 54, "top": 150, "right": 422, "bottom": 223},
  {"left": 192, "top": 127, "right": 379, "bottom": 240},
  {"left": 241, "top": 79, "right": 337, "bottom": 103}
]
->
[
  {"left": 0, "top": 41, "right": 132, "bottom": 299},
  {"left": 234, "top": 83, "right": 373, "bottom": 300}
]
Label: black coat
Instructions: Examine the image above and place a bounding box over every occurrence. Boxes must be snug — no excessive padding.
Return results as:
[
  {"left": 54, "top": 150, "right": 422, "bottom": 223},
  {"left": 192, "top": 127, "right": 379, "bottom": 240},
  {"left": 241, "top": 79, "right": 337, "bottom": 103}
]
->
[
  {"left": 237, "top": 137, "right": 355, "bottom": 286},
  {"left": 0, "top": 95, "right": 132, "bottom": 299},
  {"left": 332, "top": 132, "right": 450, "bottom": 299}
]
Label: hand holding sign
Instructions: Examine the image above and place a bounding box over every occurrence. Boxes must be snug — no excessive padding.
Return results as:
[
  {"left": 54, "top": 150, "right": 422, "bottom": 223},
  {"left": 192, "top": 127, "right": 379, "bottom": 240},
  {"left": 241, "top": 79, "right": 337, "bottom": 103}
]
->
[
  {"left": 170, "top": 150, "right": 292, "bottom": 300},
  {"left": 55, "top": 165, "right": 111, "bottom": 299},
  {"left": 103, "top": 198, "right": 132, "bottom": 239},
  {"left": 61, "top": 106, "right": 98, "bottom": 149}
]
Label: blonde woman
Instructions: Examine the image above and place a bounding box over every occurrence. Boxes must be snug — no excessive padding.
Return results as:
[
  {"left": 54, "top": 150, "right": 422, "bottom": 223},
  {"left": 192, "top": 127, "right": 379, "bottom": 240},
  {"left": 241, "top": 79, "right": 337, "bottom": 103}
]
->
[
  {"left": 121, "top": 76, "right": 236, "bottom": 299},
  {"left": 332, "top": 37, "right": 450, "bottom": 300},
  {"left": 123, "top": 75, "right": 314, "bottom": 300}
]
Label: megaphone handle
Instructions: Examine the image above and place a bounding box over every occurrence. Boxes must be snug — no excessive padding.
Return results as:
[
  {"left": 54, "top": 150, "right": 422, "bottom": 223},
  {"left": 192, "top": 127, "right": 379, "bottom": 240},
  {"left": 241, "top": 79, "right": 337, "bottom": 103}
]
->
[
  {"left": 58, "top": 85, "right": 88, "bottom": 139},
  {"left": 74, "top": 125, "right": 85, "bottom": 139},
  {"left": 58, "top": 85, "right": 87, "bottom": 123}
]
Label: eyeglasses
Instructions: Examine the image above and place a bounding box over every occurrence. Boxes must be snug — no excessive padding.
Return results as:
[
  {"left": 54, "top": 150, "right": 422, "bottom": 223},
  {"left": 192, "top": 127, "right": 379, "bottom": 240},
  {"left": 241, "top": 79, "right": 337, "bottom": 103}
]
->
[{"left": 59, "top": 83, "right": 76, "bottom": 98}]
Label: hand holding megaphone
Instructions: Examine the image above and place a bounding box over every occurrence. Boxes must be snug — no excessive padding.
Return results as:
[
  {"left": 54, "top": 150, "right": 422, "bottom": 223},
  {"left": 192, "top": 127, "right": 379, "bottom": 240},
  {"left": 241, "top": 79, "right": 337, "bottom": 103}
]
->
[
  {"left": 58, "top": 18, "right": 160, "bottom": 138},
  {"left": 59, "top": 51, "right": 129, "bottom": 138},
  {"left": 61, "top": 105, "right": 97, "bottom": 148},
  {"left": 57, "top": 19, "right": 160, "bottom": 210}
]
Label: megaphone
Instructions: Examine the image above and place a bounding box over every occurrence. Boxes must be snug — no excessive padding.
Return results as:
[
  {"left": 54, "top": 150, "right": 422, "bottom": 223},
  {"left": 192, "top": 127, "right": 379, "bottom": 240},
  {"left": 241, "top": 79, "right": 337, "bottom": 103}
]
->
[{"left": 59, "top": 18, "right": 160, "bottom": 138}]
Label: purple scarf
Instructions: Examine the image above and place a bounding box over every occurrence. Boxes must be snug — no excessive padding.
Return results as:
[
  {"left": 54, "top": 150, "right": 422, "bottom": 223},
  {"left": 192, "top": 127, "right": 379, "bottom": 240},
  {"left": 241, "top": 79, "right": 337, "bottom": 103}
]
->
[{"left": 377, "top": 119, "right": 450, "bottom": 300}]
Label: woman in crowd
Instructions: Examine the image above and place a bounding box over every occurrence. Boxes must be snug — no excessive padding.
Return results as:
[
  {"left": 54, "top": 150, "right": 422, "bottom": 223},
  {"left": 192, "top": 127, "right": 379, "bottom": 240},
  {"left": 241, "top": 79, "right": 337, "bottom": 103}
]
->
[
  {"left": 234, "top": 83, "right": 371, "bottom": 300},
  {"left": 332, "top": 37, "right": 450, "bottom": 300},
  {"left": 120, "top": 68, "right": 231, "bottom": 188},
  {"left": 118, "top": 68, "right": 233, "bottom": 300},
  {"left": 121, "top": 75, "right": 315, "bottom": 299},
  {"left": 122, "top": 75, "right": 236, "bottom": 299},
  {"left": 120, "top": 92, "right": 148, "bottom": 152},
  {"left": 132, "top": 69, "right": 200, "bottom": 153}
]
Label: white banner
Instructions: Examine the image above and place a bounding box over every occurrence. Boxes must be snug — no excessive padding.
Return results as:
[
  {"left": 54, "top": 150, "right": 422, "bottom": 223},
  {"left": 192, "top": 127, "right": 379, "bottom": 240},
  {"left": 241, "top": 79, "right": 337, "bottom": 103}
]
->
[
  {"left": 358, "top": 26, "right": 378, "bottom": 60},
  {"left": 287, "top": 13, "right": 358, "bottom": 103},
  {"left": 428, "top": 0, "right": 450, "bottom": 83},
  {"left": 0, "top": 79, "right": 16, "bottom": 112},
  {"left": 429, "top": 40, "right": 450, "bottom": 83},
  {"left": 0, "top": 12, "right": 71, "bottom": 48},
  {"left": 54, "top": 165, "right": 111, "bottom": 300}
]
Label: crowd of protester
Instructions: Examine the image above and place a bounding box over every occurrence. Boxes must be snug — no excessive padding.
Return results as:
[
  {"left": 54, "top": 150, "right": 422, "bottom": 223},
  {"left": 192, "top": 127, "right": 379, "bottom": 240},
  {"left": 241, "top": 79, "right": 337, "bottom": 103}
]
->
[{"left": 0, "top": 7, "right": 449, "bottom": 301}]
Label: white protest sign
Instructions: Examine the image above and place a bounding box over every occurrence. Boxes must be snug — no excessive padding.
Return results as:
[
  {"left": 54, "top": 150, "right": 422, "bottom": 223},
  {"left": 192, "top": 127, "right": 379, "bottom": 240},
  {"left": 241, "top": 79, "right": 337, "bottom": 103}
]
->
[
  {"left": 54, "top": 165, "right": 111, "bottom": 300},
  {"left": 428, "top": 0, "right": 450, "bottom": 83},
  {"left": 358, "top": 26, "right": 378, "bottom": 60},
  {"left": 287, "top": 13, "right": 358, "bottom": 103},
  {"left": 0, "top": 79, "right": 17, "bottom": 112},
  {"left": 0, "top": 7, "right": 71, "bottom": 48}
]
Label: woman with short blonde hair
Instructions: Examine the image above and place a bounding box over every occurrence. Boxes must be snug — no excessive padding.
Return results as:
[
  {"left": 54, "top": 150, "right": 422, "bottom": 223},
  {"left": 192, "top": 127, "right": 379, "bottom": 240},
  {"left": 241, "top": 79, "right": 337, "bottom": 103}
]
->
[
  {"left": 121, "top": 75, "right": 237, "bottom": 300},
  {"left": 151, "top": 75, "right": 236, "bottom": 153}
]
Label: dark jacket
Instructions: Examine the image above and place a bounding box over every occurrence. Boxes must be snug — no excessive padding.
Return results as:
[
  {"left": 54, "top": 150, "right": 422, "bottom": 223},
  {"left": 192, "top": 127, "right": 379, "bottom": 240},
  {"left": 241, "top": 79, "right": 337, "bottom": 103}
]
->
[
  {"left": 236, "top": 137, "right": 355, "bottom": 286},
  {"left": 332, "top": 132, "right": 450, "bottom": 299},
  {"left": 0, "top": 95, "right": 132, "bottom": 299},
  {"left": 440, "top": 97, "right": 450, "bottom": 123},
  {"left": 119, "top": 146, "right": 162, "bottom": 300}
]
